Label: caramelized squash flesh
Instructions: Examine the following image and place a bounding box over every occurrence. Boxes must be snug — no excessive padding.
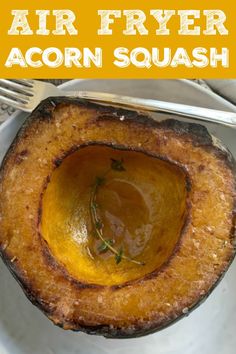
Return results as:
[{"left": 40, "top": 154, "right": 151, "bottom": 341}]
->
[
  {"left": 0, "top": 98, "right": 235, "bottom": 338},
  {"left": 41, "top": 145, "right": 188, "bottom": 286}
]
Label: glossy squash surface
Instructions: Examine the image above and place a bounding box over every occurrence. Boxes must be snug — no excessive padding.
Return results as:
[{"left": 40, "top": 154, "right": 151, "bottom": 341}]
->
[{"left": 0, "top": 98, "right": 235, "bottom": 338}]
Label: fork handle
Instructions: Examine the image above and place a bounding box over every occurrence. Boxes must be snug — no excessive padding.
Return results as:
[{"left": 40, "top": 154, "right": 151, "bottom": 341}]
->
[{"left": 66, "top": 91, "right": 236, "bottom": 129}]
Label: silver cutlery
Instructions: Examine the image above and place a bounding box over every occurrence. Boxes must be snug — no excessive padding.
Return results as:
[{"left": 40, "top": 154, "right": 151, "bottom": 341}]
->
[{"left": 0, "top": 79, "right": 236, "bottom": 128}]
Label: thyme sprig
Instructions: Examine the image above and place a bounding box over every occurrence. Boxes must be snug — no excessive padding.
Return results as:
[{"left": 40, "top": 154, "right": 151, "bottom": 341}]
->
[{"left": 89, "top": 158, "right": 145, "bottom": 266}]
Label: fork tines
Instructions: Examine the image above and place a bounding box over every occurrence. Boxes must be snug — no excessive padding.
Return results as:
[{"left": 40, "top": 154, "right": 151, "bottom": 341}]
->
[{"left": 0, "top": 79, "right": 34, "bottom": 109}]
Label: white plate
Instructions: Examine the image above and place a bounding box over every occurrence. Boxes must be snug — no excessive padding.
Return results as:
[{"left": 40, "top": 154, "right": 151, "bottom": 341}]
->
[{"left": 0, "top": 79, "right": 236, "bottom": 354}]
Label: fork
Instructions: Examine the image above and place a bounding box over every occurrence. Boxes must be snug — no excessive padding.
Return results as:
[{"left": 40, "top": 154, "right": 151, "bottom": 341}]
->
[{"left": 0, "top": 79, "right": 236, "bottom": 129}]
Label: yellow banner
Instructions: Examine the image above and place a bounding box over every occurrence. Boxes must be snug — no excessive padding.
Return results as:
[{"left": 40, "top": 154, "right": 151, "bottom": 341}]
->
[{"left": 0, "top": 0, "right": 235, "bottom": 78}]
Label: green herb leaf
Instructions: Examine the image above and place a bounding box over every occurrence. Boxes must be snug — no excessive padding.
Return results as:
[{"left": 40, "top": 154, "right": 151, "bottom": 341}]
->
[
  {"left": 107, "top": 239, "right": 114, "bottom": 246},
  {"left": 95, "top": 220, "right": 103, "bottom": 230},
  {"left": 95, "top": 176, "right": 106, "bottom": 186},
  {"left": 91, "top": 202, "right": 99, "bottom": 211},
  {"left": 115, "top": 248, "right": 123, "bottom": 264},
  {"left": 98, "top": 241, "right": 108, "bottom": 253},
  {"left": 98, "top": 239, "right": 114, "bottom": 253},
  {"left": 111, "top": 158, "right": 126, "bottom": 172}
]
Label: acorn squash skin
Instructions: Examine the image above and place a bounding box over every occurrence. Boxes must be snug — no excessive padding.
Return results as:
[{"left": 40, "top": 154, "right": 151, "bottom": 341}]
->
[{"left": 0, "top": 97, "right": 235, "bottom": 338}]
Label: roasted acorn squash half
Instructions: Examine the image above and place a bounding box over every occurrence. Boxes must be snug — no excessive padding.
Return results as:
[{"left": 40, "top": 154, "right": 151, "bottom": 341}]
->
[{"left": 0, "top": 97, "right": 235, "bottom": 338}]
